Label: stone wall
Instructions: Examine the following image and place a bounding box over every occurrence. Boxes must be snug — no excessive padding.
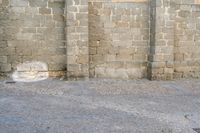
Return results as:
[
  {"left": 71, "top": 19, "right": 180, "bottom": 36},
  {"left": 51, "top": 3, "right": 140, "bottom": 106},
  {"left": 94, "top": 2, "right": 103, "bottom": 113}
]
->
[
  {"left": 147, "top": 0, "right": 200, "bottom": 80},
  {"left": 174, "top": 1, "right": 200, "bottom": 78},
  {"left": 66, "top": 0, "right": 89, "bottom": 80},
  {"left": 0, "top": 0, "right": 200, "bottom": 80},
  {"left": 0, "top": 0, "right": 66, "bottom": 77},
  {"left": 148, "top": 0, "right": 175, "bottom": 80},
  {"left": 88, "top": 0, "right": 149, "bottom": 79}
]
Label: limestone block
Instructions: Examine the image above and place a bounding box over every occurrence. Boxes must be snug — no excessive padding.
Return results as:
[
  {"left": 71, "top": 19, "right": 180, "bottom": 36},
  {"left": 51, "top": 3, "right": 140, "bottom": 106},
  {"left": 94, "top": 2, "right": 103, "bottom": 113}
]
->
[
  {"left": 107, "top": 61, "right": 124, "bottom": 69},
  {"left": 0, "top": 56, "right": 7, "bottom": 63},
  {"left": 173, "top": 72, "right": 183, "bottom": 79},
  {"left": 67, "top": 56, "right": 77, "bottom": 64},
  {"left": 149, "top": 62, "right": 166, "bottom": 68},
  {"left": 25, "top": 7, "right": 38, "bottom": 14},
  {"left": 127, "top": 68, "right": 145, "bottom": 79},
  {"left": 22, "top": 28, "right": 36, "bottom": 33},
  {"left": 10, "top": 0, "right": 28, "bottom": 7},
  {"left": 39, "top": 8, "right": 51, "bottom": 14},
  {"left": 1, "top": 0, "right": 9, "bottom": 6},
  {"left": 11, "top": 7, "right": 25, "bottom": 14},
  {"left": 108, "top": 68, "right": 129, "bottom": 79},
  {"left": 53, "top": 15, "right": 64, "bottom": 21},
  {"left": 48, "top": 63, "right": 66, "bottom": 71},
  {"left": 29, "top": 0, "right": 47, "bottom": 7},
  {"left": 164, "top": 68, "right": 174, "bottom": 74},
  {"left": 95, "top": 67, "right": 105, "bottom": 77},
  {"left": 77, "top": 55, "right": 88, "bottom": 64},
  {"left": 67, "top": 64, "right": 80, "bottom": 72},
  {"left": 0, "top": 64, "right": 11, "bottom": 72},
  {"left": 116, "top": 54, "right": 133, "bottom": 61},
  {"left": 48, "top": 1, "right": 64, "bottom": 8},
  {"left": 89, "top": 47, "right": 97, "bottom": 55},
  {"left": 106, "top": 55, "right": 116, "bottom": 61},
  {"left": 174, "top": 53, "right": 184, "bottom": 61},
  {"left": 175, "top": 67, "right": 191, "bottom": 73}
]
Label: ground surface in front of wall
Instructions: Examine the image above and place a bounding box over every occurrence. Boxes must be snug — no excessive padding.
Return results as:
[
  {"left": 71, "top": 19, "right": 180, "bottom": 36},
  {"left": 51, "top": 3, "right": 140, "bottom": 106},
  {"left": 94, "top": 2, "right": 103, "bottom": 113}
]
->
[{"left": 0, "top": 78, "right": 200, "bottom": 133}]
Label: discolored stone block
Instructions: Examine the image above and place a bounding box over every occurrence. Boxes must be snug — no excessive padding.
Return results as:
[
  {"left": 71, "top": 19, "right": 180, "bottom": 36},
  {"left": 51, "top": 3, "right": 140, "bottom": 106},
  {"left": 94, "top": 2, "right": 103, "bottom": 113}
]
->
[
  {"left": 39, "top": 8, "right": 51, "bottom": 14},
  {"left": 0, "top": 56, "right": 7, "bottom": 63},
  {"left": 0, "top": 64, "right": 11, "bottom": 72}
]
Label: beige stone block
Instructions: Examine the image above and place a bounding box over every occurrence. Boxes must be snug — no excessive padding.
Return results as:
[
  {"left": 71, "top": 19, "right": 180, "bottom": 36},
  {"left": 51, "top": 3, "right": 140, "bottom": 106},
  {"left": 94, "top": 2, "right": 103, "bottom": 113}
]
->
[
  {"left": 77, "top": 55, "right": 88, "bottom": 64},
  {"left": 116, "top": 54, "right": 132, "bottom": 61},
  {"left": 97, "top": 47, "right": 108, "bottom": 54},
  {"left": 151, "top": 68, "right": 164, "bottom": 74},
  {"left": 127, "top": 68, "right": 145, "bottom": 79},
  {"left": 149, "top": 62, "right": 166, "bottom": 68},
  {"left": 95, "top": 67, "right": 105, "bottom": 77},
  {"left": 133, "top": 54, "right": 147, "bottom": 61},
  {"left": 0, "top": 64, "right": 11, "bottom": 72},
  {"left": 91, "top": 55, "right": 105, "bottom": 63},
  {"left": 68, "top": 56, "right": 77, "bottom": 64},
  {"left": 119, "top": 48, "right": 134, "bottom": 55},
  {"left": 164, "top": 68, "right": 174, "bottom": 74},
  {"left": 67, "top": 64, "right": 80, "bottom": 72},
  {"left": 107, "top": 61, "right": 124, "bottom": 69},
  {"left": 67, "top": 46, "right": 79, "bottom": 56},
  {"left": 108, "top": 47, "right": 119, "bottom": 54},
  {"left": 175, "top": 67, "right": 191, "bottom": 73},
  {"left": 191, "top": 66, "right": 200, "bottom": 71},
  {"left": 173, "top": 72, "right": 183, "bottom": 79},
  {"left": 174, "top": 53, "right": 184, "bottom": 61},
  {"left": 105, "top": 68, "right": 128, "bottom": 79},
  {"left": 166, "top": 61, "right": 174, "bottom": 68},
  {"left": 114, "top": 21, "right": 129, "bottom": 28},
  {"left": 53, "top": 15, "right": 64, "bottom": 21},
  {"left": 11, "top": 7, "right": 25, "bottom": 14},
  {"left": 126, "top": 62, "right": 144, "bottom": 68},
  {"left": 39, "top": 8, "right": 51, "bottom": 15},
  {"left": 106, "top": 55, "right": 116, "bottom": 62},
  {"left": 16, "top": 33, "right": 33, "bottom": 40},
  {"left": 89, "top": 47, "right": 97, "bottom": 55},
  {"left": 105, "top": 68, "right": 116, "bottom": 78},
  {"left": 0, "top": 56, "right": 7, "bottom": 63},
  {"left": 49, "top": 71, "right": 65, "bottom": 77}
]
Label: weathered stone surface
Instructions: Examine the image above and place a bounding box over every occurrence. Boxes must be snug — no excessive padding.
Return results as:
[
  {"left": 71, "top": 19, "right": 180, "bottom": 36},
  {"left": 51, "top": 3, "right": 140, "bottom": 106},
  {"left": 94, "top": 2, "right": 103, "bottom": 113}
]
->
[
  {"left": 66, "top": 0, "right": 89, "bottom": 80},
  {"left": 88, "top": 1, "right": 149, "bottom": 79},
  {"left": 0, "top": 0, "right": 200, "bottom": 80},
  {"left": 39, "top": 8, "right": 51, "bottom": 14},
  {"left": 0, "top": 0, "right": 66, "bottom": 78}
]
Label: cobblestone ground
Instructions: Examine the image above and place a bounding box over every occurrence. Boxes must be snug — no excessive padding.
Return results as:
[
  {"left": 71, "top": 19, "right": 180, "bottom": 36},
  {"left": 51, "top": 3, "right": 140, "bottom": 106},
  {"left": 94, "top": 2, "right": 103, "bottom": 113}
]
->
[{"left": 0, "top": 78, "right": 200, "bottom": 133}]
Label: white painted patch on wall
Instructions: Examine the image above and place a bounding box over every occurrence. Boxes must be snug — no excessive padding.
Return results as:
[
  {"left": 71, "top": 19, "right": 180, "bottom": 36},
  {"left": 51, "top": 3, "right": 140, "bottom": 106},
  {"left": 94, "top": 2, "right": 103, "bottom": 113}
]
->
[{"left": 12, "top": 61, "right": 49, "bottom": 82}]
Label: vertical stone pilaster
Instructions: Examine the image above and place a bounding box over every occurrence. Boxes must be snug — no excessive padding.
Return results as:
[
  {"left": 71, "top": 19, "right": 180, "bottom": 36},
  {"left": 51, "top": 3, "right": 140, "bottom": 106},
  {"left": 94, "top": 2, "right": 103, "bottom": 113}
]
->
[
  {"left": 65, "top": 0, "right": 89, "bottom": 80},
  {"left": 148, "top": 0, "right": 175, "bottom": 80}
]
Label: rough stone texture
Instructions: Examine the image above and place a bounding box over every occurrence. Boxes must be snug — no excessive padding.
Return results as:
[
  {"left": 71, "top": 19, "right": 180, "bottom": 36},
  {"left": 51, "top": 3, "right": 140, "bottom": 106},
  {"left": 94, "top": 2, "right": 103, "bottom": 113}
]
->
[
  {"left": 147, "top": 0, "right": 200, "bottom": 80},
  {"left": 174, "top": 2, "right": 200, "bottom": 79},
  {"left": 148, "top": 0, "right": 175, "bottom": 80},
  {"left": 0, "top": 0, "right": 200, "bottom": 80},
  {"left": 0, "top": 0, "right": 66, "bottom": 77},
  {"left": 65, "top": 0, "right": 89, "bottom": 80},
  {"left": 88, "top": 1, "right": 149, "bottom": 79}
]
